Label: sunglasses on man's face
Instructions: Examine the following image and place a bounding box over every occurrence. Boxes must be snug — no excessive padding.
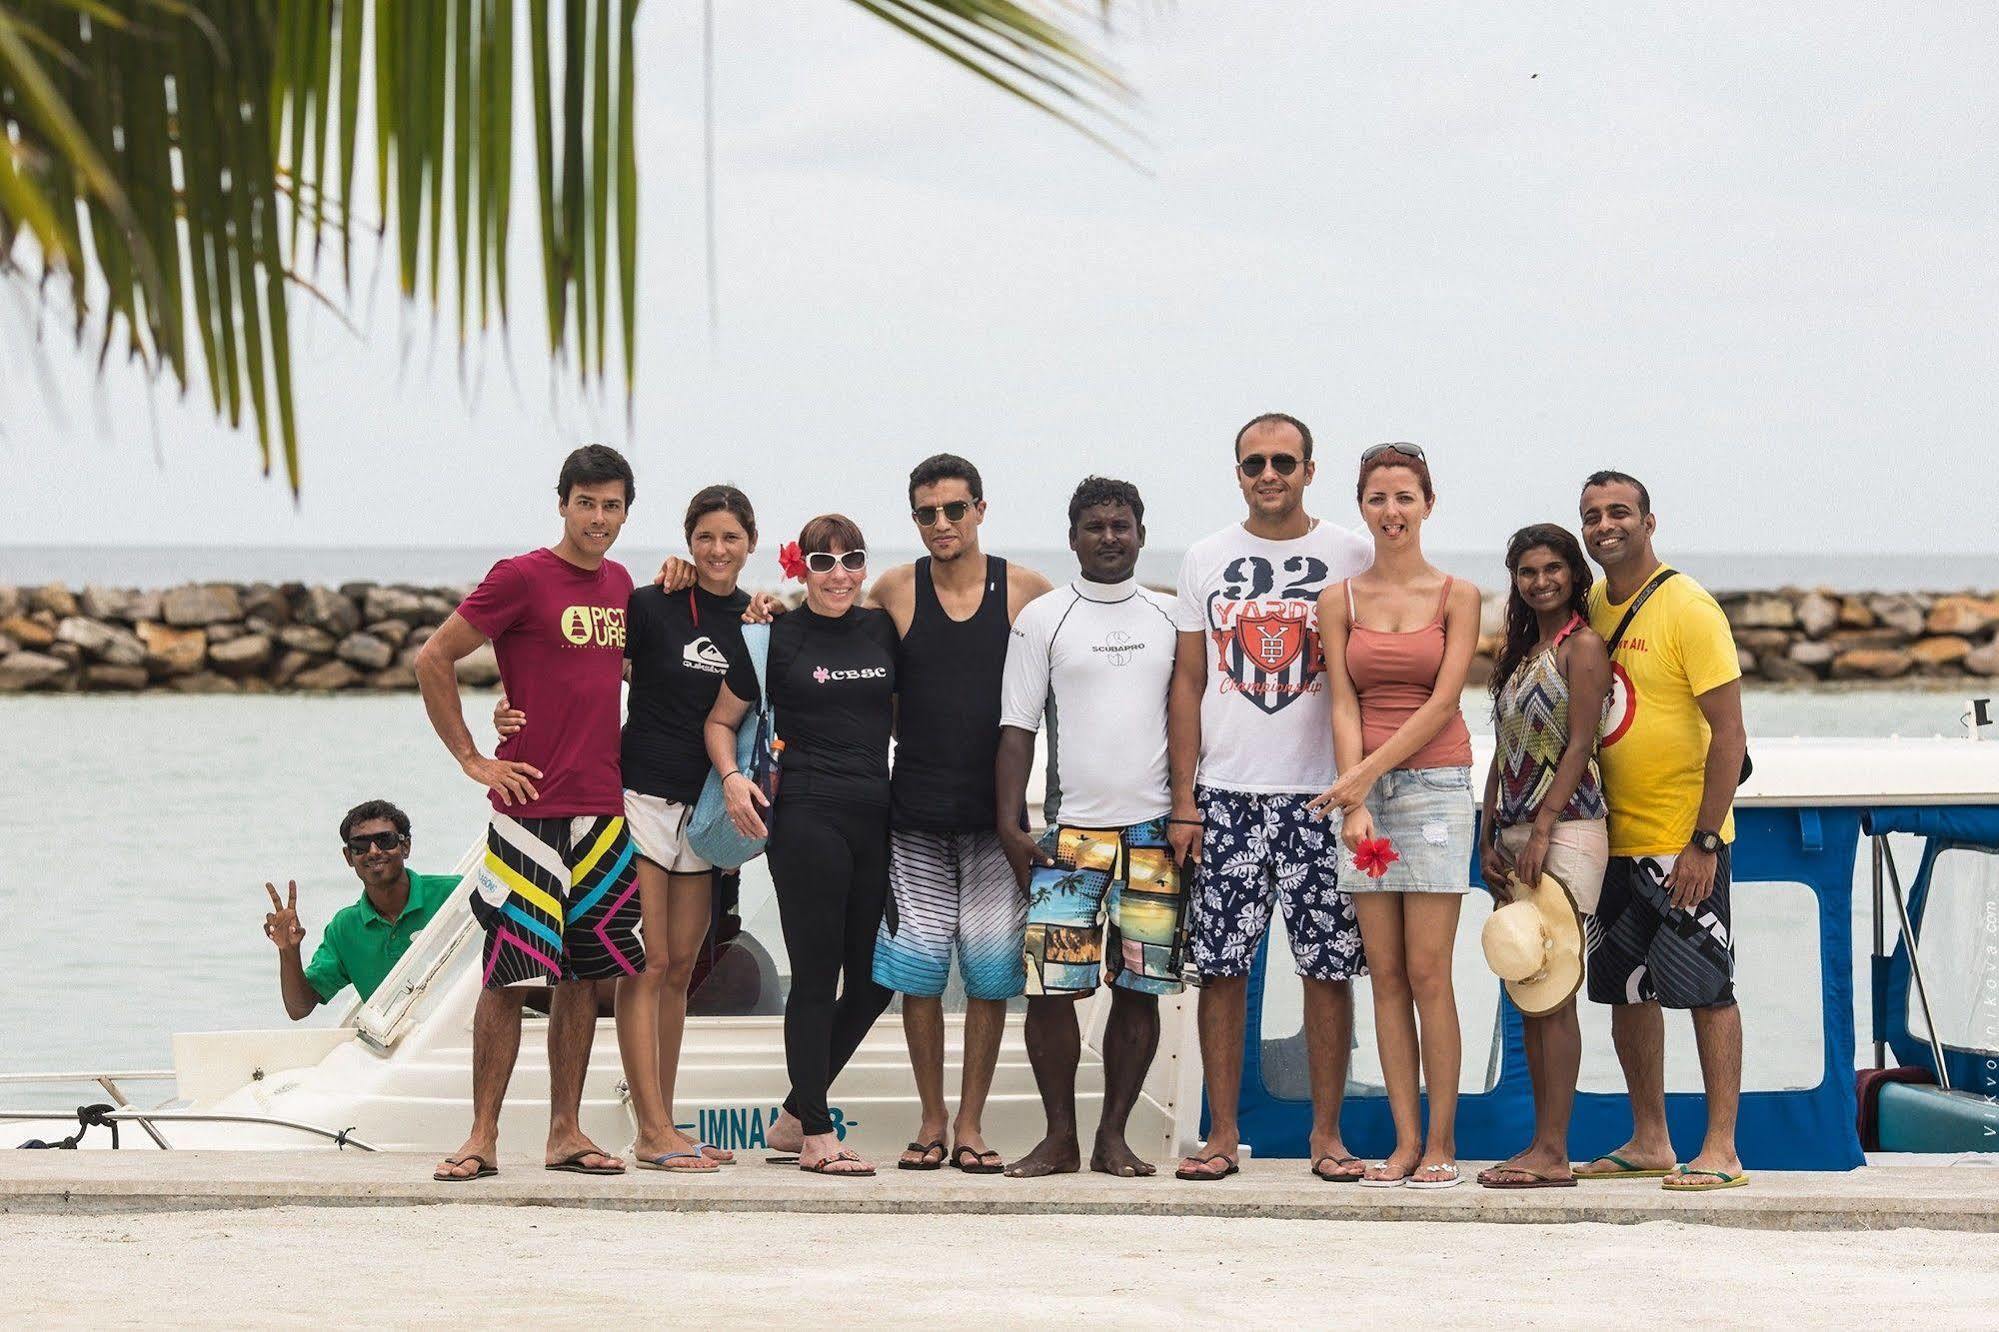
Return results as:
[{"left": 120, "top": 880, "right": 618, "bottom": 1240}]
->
[
  {"left": 1361, "top": 441, "right": 1426, "bottom": 464},
  {"left": 345, "top": 831, "right": 407, "bottom": 855},
  {"left": 911, "top": 501, "right": 972, "bottom": 527},
  {"left": 805, "top": 550, "right": 868, "bottom": 574},
  {"left": 1238, "top": 453, "right": 1303, "bottom": 478}
]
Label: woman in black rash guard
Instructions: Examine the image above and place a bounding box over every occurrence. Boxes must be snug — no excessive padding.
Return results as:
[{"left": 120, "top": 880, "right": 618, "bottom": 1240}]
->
[{"left": 705, "top": 513, "right": 898, "bottom": 1178}]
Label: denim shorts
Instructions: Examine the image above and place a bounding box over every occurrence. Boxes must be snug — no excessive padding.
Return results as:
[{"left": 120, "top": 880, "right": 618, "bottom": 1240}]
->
[{"left": 1350, "top": 766, "right": 1476, "bottom": 894}]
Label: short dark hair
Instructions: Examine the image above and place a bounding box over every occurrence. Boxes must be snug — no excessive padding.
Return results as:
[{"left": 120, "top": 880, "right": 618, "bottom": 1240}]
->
[
  {"left": 799, "top": 513, "right": 866, "bottom": 556},
  {"left": 1581, "top": 469, "right": 1650, "bottom": 516},
  {"left": 1235, "top": 412, "right": 1313, "bottom": 460},
  {"left": 684, "top": 484, "right": 756, "bottom": 544},
  {"left": 907, "top": 453, "right": 983, "bottom": 507},
  {"left": 557, "top": 444, "right": 635, "bottom": 504},
  {"left": 340, "top": 799, "right": 411, "bottom": 844},
  {"left": 1067, "top": 476, "right": 1144, "bottom": 532}
]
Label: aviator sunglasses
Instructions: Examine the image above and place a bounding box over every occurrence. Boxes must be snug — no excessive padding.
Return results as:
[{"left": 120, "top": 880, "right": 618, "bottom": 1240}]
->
[
  {"left": 911, "top": 500, "right": 973, "bottom": 527},
  {"left": 1238, "top": 453, "right": 1303, "bottom": 478},
  {"left": 1361, "top": 441, "right": 1427, "bottom": 463},
  {"left": 345, "top": 831, "right": 407, "bottom": 854},
  {"left": 805, "top": 549, "right": 868, "bottom": 574}
]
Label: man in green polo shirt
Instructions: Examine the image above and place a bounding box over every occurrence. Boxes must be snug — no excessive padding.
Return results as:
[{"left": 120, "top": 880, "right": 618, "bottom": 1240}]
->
[{"left": 262, "top": 800, "right": 461, "bottom": 1017}]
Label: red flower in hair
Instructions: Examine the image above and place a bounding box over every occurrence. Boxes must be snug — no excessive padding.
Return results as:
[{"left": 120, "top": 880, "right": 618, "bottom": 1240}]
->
[
  {"left": 1353, "top": 837, "right": 1400, "bottom": 879},
  {"left": 778, "top": 542, "right": 807, "bottom": 581}
]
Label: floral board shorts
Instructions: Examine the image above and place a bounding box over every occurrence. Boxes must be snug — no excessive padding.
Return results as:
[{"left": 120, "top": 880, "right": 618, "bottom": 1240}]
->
[
  {"left": 1349, "top": 766, "right": 1477, "bottom": 894},
  {"left": 1023, "top": 817, "right": 1187, "bottom": 998},
  {"left": 1190, "top": 786, "right": 1365, "bottom": 982}
]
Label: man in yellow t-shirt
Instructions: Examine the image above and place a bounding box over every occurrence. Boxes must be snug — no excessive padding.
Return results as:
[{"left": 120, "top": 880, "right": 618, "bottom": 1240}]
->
[{"left": 1573, "top": 471, "right": 1751, "bottom": 1194}]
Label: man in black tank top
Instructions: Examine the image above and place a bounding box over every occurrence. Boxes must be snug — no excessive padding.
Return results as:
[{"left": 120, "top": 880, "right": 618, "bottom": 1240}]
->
[{"left": 869, "top": 453, "right": 1052, "bottom": 1173}]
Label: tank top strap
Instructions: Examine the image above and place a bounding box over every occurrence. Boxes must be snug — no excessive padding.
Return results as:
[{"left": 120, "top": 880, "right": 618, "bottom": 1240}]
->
[
  {"left": 1551, "top": 612, "right": 1584, "bottom": 647},
  {"left": 976, "top": 556, "right": 1010, "bottom": 627},
  {"left": 911, "top": 557, "right": 938, "bottom": 630},
  {"left": 1431, "top": 576, "right": 1454, "bottom": 624},
  {"left": 1343, "top": 578, "right": 1358, "bottom": 628}
]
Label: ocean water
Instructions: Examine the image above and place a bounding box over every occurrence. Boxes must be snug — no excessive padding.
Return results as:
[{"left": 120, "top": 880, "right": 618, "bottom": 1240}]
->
[
  {"left": 3, "top": 543, "right": 1996, "bottom": 594},
  {"left": 0, "top": 686, "right": 1977, "bottom": 1117}
]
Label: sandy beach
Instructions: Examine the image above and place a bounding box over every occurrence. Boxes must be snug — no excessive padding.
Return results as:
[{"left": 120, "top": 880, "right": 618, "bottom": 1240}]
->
[{"left": 6, "top": 1206, "right": 1996, "bottom": 1328}]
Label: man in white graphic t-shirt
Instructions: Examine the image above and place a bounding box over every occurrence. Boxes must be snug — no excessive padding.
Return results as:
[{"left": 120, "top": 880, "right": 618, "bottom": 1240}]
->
[{"left": 1167, "top": 412, "right": 1374, "bottom": 1183}]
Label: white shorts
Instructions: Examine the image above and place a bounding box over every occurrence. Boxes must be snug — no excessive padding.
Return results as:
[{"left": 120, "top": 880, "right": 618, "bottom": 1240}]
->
[
  {"left": 623, "top": 790, "right": 713, "bottom": 875},
  {"left": 1497, "top": 819, "right": 1609, "bottom": 916}
]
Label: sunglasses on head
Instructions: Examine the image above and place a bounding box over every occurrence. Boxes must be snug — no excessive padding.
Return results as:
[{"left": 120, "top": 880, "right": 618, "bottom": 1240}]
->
[
  {"left": 345, "top": 831, "right": 406, "bottom": 854},
  {"left": 1238, "top": 453, "right": 1303, "bottom": 478},
  {"left": 911, "top": 500, "right": 972, "bottom": 527},
  {"left": 805, "top": 549, "right": 867, "bottom": 574},
  {"left": 1361, "top": 441, "right": 1427, "bottom": 464}
]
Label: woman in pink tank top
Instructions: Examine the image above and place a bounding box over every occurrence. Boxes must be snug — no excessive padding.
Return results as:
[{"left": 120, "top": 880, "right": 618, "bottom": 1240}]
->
[{"left": 1311, "top": 443, "right": 1482, "bottom": 1189}]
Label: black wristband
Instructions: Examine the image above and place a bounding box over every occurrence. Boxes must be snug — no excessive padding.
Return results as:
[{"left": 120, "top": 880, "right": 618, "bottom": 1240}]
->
[{"left": 1166, "top": 817, "right": 1204, "bottom": 827}]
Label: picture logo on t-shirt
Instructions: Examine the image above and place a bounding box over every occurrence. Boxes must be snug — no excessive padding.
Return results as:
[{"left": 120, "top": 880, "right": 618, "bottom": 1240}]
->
[
  {"left": 812, "top": 664, "right": 888, "bottom": 684},
  {"left": 559, "top": 604, "right": 627, "bottom": 649},
  {"left": 681, "top": 636, "right": 730, "bottom": 674},
  {"left": 1206, "top": 555, "right": 1329, "bottom": 716},
  {"left": 1602, "top": 661, "right": 1636, "bottom": 747},
  {"left": 1092, "top": 629, "right": 1143, "bottom": 667}
]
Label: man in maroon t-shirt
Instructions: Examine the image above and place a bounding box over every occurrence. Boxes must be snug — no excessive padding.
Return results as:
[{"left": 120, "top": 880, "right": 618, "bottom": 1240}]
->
[{"left": 415, "top": 444, "right": 643, "bottom": 1182}]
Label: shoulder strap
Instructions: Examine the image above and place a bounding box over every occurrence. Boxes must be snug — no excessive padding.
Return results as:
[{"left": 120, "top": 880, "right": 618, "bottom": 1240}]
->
[
  {"left": 1605, "top": 569, "right": 1678, "bottom": 658},
  {"left": 1343, "top": 578, "right": 1357, "bottom": 627},
  {"left": 743, "top": 623, "right": 773, "bottom": 708},
  {"left": 1433, "top": 576, "right": 1454, "bottom": 623},
  {"left": 1552, "top": 612, "right": 1585, "bottom": 647}
]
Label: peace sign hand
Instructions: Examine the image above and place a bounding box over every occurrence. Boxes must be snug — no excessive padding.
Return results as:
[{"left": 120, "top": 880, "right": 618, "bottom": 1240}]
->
[{"left": 264, "top": 880, "right": 306, "bottom": 950}]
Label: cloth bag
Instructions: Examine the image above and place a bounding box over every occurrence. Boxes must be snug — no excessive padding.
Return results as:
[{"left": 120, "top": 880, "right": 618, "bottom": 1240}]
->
[{"left": 687, "top": 624, "right": 778, "bottom": 869}]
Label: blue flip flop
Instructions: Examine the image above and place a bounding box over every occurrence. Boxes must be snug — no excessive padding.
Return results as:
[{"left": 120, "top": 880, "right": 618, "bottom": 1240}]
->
[
  {"left": 636, "top": 1150, "right": 719, "bottom": 1172},
  {"left": 693, "top": 1140, "right": 736, "bottom": 1165}
]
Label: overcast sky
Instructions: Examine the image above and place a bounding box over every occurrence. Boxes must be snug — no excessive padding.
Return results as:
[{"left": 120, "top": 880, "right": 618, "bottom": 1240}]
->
[{"left": 4, "top": 0, "right": 1995, "bottom": 559}]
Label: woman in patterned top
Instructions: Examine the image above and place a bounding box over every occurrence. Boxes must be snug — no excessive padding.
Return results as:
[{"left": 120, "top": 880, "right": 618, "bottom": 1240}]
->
[{"left": 1476, "top": 523, "right": 1611, "bottom": 1189}]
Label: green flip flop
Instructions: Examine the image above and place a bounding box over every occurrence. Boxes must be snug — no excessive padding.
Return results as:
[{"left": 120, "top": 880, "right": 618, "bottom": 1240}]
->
[{"left": 1575, "top": 1152, "right": 1673, "bottom": 1180}]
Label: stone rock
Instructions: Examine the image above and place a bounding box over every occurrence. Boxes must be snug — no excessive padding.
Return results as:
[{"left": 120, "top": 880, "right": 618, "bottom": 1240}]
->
[
  {"left": 1828, "top": 627, "right": 1907, "bottom": 652},
  {"left": 277, "top": 624, "right": 336, "bottom": 655},
  {"left": 295, "top": 586, "right": 361, "bottom": 637},
  {"left": 1731, "top": 628, "right": 1791, "bottom": 655},
  {"left": 48, "top": 642, "right": 83, "bottom": 668},
  {"left": 208, "top": 633, "right": 273, "bottom": 675},
  {"left": 336, "top": 632, "right": 395, "bottom": 671},
  {"left": 406, "top": 624, "right": 436, "bottom": 651},
  {"left": 1926, "top": 595, "right": 1999, "bottom": 637},
  {"left": 1735, "top": 647, "right": 1758, "bottom": 676},
  {"left": 1479, "top": 594, "right": 1507, "bottom": 639},
  {"left": 339, "top": 582, "right": 374, "bottom": 604},
  {"left": 56, "top": 617, "right": 146, "bottom": 666},
  {"left": 1725, "top": 594, "right": 1795, "bottom": 630},
  {"left": 127, "top": 590, "right": 162, "bottom": 623},
  {"left": 137, "top": 622, "right": 208, "bottom": 677},
  {"left": 0, "top": 650, "right": 70, "bottom": 691},
  {"left": 1475, "top": 633, "right": 1503, "bottom": 660},
  {"left": 364, "top": 586, "right": 429, "bottom": 625},
  {"left": 1796, "top": 591, "right": 1839, "bottom": 639},
  {"left": 0, "top": 615, "right": 55, "bottom": 649},
  {"left": 1759, "top": 658, "right": 1818, "bottom": 685},
  {"left": 368, "top": 663, "right": 419, "bottom": 690},
  {"left": 1788, "top": 640, "right": 1837, "bottom": 668},
  {"left": 1910, "top": 636, "right": 1973, "bottom": 668},
  {"left": 0, "top": 586, "right": 19, "bottom": 618},
  {"left": 365, "top": 619, "right": 412, "bottom": 648},
  {"left": 84, "top": 663, "right": 149, "bottom": 691},
  {"left": 455, "top": 643, "right": 501, "bottom": 687},
  {"left": 206, "top": 622, "right": 246, "bottom": 644},
  {"left": 1831, "top": 648, "right": 1913, "bottom": 680},
  {"left": 78, "top": 586, "right": 133, "bottom": 621},
  {"left": 1965, "top": 644, "right": 1999, "bottom": 678},
  {"left": 168, "top": 671, "right": 240, "bottom": 694},
  {"left": 1867, "top": 594, "right": 1926, "bottom": 637},
  {"left": 294, "top": 660, "right": 361, "bottom": 691},
  {"left": 1840, "top": 594, "right": 1877, "bottom": 628},
  {"left": 242, "top": 677, "right": 273, "bottom": 695},
  {"left": 271, "top": 650, "right": 316, "bottom": 688},
  {"left": 1463, "top": 656, "right": 1492, "bottom": 689},
  {"left": 240, "top": 583, "right": 291, "bottom": 625},
  {"left": 29, "top": 584, "right": 78, "bottom": 618},
  {"left": 417, "top": 594, "right": 458, "bottom": 623},
  {"left": 162, "top": 583, "right": 243, "bottom": 626}
]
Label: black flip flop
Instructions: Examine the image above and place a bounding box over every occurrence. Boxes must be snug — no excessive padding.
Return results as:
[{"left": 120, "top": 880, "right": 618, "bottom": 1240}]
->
[
  {"left": 897, "top": 1139, "right": 947, "bottom": 1172},
  {"left": 545, "top": 1149, "right": 624, "bottom": 1176},
  {"left": 433, "top": 1153, "right": 497, "bottom": 1182},
  {"left": 801, "top": 1150, "right": 876, "bottom": 1178},
  {"left": 763, "top": 1155, "right": 801, "bottom": 1166},
  {"left": 949, "top": 1145, "right": 1005, "bottom": 1175},
  {"left": 1313, "top": 1155, "right": 1366, "bottom": 1183},
  {"left": 1174, "top": 1152, "right": 1239, "bottom": 1181}
]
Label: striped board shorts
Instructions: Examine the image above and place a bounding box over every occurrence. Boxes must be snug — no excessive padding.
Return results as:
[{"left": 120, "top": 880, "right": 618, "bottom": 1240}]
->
[
  {"left": 874, "top": 830, "right": 1027, "bottom": 1001},
  {"left": 471, "top": 812, "right": 644, "bottom": 989}
]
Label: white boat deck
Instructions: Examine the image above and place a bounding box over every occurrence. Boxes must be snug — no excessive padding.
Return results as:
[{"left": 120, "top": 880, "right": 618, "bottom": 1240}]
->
[{"left": 4, "top": 1152, "right": 1997, "bottom": 1231}]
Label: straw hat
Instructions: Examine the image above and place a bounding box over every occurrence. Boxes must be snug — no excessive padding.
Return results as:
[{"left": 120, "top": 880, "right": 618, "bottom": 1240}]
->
[{"left": 1480, "top": 870, "right": 1584, "bottom": 1016}]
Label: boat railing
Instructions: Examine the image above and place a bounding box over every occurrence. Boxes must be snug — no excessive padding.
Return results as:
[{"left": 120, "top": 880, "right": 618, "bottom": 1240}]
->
[{"left": 0, "top": 1071, "right": 378, "bottom": 1150}]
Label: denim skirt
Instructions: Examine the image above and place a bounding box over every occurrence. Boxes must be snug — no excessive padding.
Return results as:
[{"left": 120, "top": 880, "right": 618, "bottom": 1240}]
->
[{"left": 1349, "top": 766, "right": 1476, "bottom": 894}]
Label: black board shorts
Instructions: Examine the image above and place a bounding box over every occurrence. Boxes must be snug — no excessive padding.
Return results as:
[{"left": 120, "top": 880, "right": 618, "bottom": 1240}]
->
[{"left": 1586, "top": 846, "right": 1735, "bottom": 1010}]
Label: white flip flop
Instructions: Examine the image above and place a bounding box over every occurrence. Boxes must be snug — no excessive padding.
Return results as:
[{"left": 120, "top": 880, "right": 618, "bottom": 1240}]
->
[{"left": 1404, "top": 1163, "right": 1463, "bottom": 1190}]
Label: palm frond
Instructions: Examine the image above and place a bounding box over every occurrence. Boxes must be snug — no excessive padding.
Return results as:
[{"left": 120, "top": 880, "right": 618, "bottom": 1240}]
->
[{"left": 0, "top": 1, "right": 1137, "bottom": 495}]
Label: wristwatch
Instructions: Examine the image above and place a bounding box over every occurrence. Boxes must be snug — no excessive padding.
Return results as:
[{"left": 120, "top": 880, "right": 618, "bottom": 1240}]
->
[{"left": 1690, "top": 829, "right": 1723, "bottom": 855}]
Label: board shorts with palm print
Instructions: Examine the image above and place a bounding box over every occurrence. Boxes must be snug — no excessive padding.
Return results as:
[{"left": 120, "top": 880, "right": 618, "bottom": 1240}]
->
[
  {"left": 1189, "top": 786, "right": 1366, "bottom": 982},
  {"left": 1022, "top": 817, "right": 1187, "bottom": 998}
]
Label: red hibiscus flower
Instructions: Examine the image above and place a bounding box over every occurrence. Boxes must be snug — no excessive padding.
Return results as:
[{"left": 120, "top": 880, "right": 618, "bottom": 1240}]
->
[
  {"left": 1353, "top": 837, "right": 1400, "bottom": 879},
  {"left": 778, "top": 541, "right": 807, "bottom": 581}
]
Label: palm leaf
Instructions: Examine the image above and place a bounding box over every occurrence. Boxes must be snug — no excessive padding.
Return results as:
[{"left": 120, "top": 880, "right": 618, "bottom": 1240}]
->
[{"left": 1, "top": 1, "right": 1139, "bottom": 495}]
